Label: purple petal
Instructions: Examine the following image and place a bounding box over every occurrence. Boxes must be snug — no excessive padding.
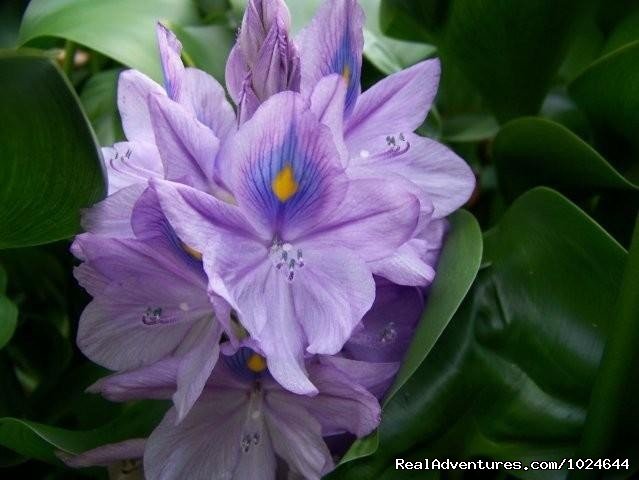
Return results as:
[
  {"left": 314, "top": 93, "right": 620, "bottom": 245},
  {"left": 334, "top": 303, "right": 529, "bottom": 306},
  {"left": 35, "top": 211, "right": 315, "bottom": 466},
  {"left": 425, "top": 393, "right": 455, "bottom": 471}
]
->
[
  {"left": 299, "top": 177, "right": 420, "bottom": 262},
  {"left": 59, "top": 439, "right": 145, "bottom": 468},
  {"left": 319, "top": 355, "right": 399, "bottom": 400},
  {"left": 290, "top": 361, "right": 382, "bottom": 437},
  {"left": 309, "top": 74, "right": 348, "bottom": 164},
  {"left": 350, "top": 133, "right": 475, "bottom": 218},
  {"left": 201, "top": 238, "right": 318, "bottom": 395},
  {"left": 370, "top": 216, "right": 448, "bottom": 286},
  {"left": 221, "top": 91, "right": 345, "bottom": 239},
  {"left": 173, "top": 318, "right": 224, "bottom": 422},
  {"left": 80, "top": 183, "right": 146, "bottom": 238},
  {"left": 299, "top": 0, "right": 364, "bottom": 116},
  {"left": 156, "top": 23, "right": 185, "bottom": 101},
  {"left": 343, "top": 280, "right": 424, "bottom": 363},
  {"left": 344, "top": 59, "right": 441, "bottom": 153},
  {"left": 181, "top": 68, "right": 236, "bottom": 139},
  {"left": 149, "top": 95, "right": 220, "bottom": 192},
  {"left": 263, "top": 395, "right": 333, "bottom": 479},
  {"left": 144, "top": 394, "right": 272, "bottom": 480},
  {"left": 152, "top": 179, "right": 264, "bottom": 252},
  {"left": 291, "top": 246, "right": 374, "bottom": 355},
  {"left": 102, "top": 141, "right": 163, "bottom": 195},
  {"left": 226, "top": 45, "right": 248, "bottom": 105},
  {"left": 88, "top": 357, "right": 180, "bottom": 401},
  {"left": 117, "top": 70, "right": 165, "bottom": 143}
]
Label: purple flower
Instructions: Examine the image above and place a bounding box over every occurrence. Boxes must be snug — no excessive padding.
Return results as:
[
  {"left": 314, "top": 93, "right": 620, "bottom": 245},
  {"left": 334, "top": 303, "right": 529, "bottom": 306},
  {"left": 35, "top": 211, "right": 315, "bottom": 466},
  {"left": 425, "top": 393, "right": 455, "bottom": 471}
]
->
[
  {"left": 226, "top": 0, "right": 301, "bottom": 123},
  {"left": 299, "top": 0, "right": 475, "bottom": 286},
  {"left": 86, "top": 23, "right": 236, "bottom": 237},
  {"left": 73, "top": 189, "right": 233, "bottom": 421},
  {"left": 152, "top": 91, "right": 420, "bottom": 395},
  {"left": 85, "top": 348, "right": 382, "bottom": 480}
]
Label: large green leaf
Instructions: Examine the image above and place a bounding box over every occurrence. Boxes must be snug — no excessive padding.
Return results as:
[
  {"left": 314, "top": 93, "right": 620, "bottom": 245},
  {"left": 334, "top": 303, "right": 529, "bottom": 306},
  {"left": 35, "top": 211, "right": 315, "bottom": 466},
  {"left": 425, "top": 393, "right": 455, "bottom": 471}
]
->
[
  {"left": 0, "top": 401, "right": 167, "bottom": 464},
  {"left": 337, "top": 210, "right": 482, "bottom": 465},
  {"left": 0, "top": 266, "right": 18, "bottom": 350},
  {"left": 230, "top": 0, "right": 435, "bottom": 74},
  {"left": 0, "top": 51, "right": 105, "bottom": 249},
  {"left": 440, "top": 0, "right": 582, "bottom": 121},
  {"left": 569, "top": 41, "right": 639, "bottom": 164},
  {"left": 18, "top": 0, "right": 198, "bottom": 81},
  {"left": 333, "top": 188, "right": 628, "bottom": 480},
  {"left": 494, "top": 117, "right": 638, "bottom": 200}
]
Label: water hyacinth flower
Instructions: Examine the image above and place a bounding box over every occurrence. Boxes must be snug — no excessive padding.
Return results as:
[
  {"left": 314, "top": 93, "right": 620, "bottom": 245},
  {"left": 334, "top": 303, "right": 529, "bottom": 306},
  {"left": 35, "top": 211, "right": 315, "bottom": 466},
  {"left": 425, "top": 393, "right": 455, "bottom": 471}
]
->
[
  {"left": 152, "top": 91, "right": 420, "bottom": 394},
  {"left": 226, "top": 0, "right": 301, "bottom": 123},
  {"left": 73, "top": 189, "right": 234, "bottom": 421},
  {"left": 87, "top": 23, "right": 236, "bottom": 237},
  {"left": 83, "top": 348, "right": 383, "bottom": 480},
  {"left": 300, "top": 0, "right": 475, "bottom": 286}
]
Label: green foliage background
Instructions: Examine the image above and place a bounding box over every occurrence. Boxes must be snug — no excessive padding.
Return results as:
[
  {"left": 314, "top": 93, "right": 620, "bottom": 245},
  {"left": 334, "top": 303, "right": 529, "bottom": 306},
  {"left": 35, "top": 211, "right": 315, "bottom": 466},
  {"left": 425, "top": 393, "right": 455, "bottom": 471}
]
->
[{"left": 0, "top": 0, "right": 638, "bottom": 478}]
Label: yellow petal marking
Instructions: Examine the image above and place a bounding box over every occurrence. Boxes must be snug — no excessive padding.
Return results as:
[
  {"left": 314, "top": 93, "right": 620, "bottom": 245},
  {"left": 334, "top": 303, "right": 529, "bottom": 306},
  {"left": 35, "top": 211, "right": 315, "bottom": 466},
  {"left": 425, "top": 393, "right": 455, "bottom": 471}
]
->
[
  {"left": 181, "top": 242, "right": 203, "bottom": 261},
  {"left": 342, "top": 65, "right": 351, "bottom": 83},
  {"left": 272, "top": 164, "right": 298, "bottom": 202},
  {"left": 247, "top": 353, "right": 267, "bottom": 373}
]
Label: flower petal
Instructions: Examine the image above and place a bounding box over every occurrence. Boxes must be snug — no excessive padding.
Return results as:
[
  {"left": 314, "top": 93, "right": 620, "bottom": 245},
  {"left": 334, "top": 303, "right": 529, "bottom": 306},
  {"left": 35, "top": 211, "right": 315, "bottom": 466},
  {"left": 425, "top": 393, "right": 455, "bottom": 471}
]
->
[
  {"left": 370, "top": 216, "right": 447, "bottom": 286},
  {"left": 144, "top": 396, "right": 259, "bottom": 480},
  {"left": 149, "top": 95, "right": 220, "bottom": 192},
  {"left": 182, "top": 68, "right": 236, "bottom": 139},
  {"left": 201, "top": 238, "right": 317, "bottom": 395},
  {"left": 118, "top": 70, "right": 165, "bottom": 143},
  {"left": 173, "top": 318, "right": 224, "bottom": 422},
  {"left": 293, "top": 361, "right": 382, "bottom": 437},
  {"left": 292, "top": 246, "right": 374, "bottom": 355},
  {"left": 156, "top": 22, "right": 185, "bottom": 101},
  {"left": 309, "top": 74, "right": 348, "bottom": 164},
  {"left": 59, "top": 439, "right": 146, "bottom": 468},
  {"left": 80, "top": 183, "right": 146, "bottom": 238},
  {"left": 351, "top": 134, "right": 475, "bottom": 218},
  {"left": 343, "top": 280, "right": 424, "bottom": 363},
  {"left": 344, "top": 59, "right": 441, "bottom": 153},
  {"left": 299, "top": 0, "right": 364, "bottom": 116},
  {"left": 103, "top": 141, "right": 163, "bottom": 195},
  {"left": 319, "top": 355, "right": 399, "bottom": 399},
  {"left": 264, "top": 395, "right": 333, "bottom": 480},
  {"left": 300, "top": 177, "right": 420, "bottom": 262},
  {"left": 221, "top": 91, "right": 344, "bottom": 239}
]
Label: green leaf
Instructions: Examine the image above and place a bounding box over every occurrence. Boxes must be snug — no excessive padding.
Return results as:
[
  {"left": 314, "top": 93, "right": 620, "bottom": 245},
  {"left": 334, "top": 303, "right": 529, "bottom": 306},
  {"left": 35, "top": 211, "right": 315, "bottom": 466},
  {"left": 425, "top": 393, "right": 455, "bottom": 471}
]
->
[
  {"left": 0, "top": 51, "right": 105, "bottom": 249},
  {"left": 18, "top": 0, "right": 198, "bottom": 81},
  {"left": 337, "top": 210, "right": 482, "bottom": 466},
  {"left": 494, "top": 117, "right": 638, "bottom": 201},
  {"left": 0, "top": 297, "right": 18, "bottom": 350},
  {"left": 569, "top": 41, "right": 639, "bottom": 163},
  {"left": 333, "top": 188, "right": 628, "bottom": 479},
  {"left": 379, "top": 0, "right": 448, "bottom": 43},
  {"left": 171, "top": 24, "right": 235, "bottom": 82},
  {"left": 230, "top": 0, "right": 435, "bottom": 74},
  {"left": 439, "top": 0, "right": 582, "bottom": 121},
  {"left": 0, "top": 401, "right": 167, "bottom": 464},
  {"left": 440, "top": 113, "right": 499, "bottom": 143},
  {"left": 80, "top": 69, "right": 124, "bottom": 146}
]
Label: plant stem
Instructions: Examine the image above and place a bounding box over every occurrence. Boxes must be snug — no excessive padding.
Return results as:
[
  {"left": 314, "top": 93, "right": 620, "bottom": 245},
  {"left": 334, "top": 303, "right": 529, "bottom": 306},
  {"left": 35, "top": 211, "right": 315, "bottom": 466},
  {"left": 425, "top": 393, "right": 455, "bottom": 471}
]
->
[
  {"left": 62, "top": 40, "right": 76, "bottom": 77},
  {"left": 570, "top": 213, "right": 639, "bottom": 479}
]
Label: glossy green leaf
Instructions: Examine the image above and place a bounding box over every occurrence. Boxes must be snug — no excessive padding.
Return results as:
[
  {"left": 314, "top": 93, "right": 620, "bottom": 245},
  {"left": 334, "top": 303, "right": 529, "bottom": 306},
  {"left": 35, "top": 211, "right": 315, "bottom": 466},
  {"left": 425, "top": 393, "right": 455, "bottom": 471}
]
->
[
  {"left": 18, "top": 0, "right": 198, "bottom": 81},
  {"left": 379, "top": 0, "right": 447, "bottom": 43},
  {"left": 230, "top": 0, "right": 435, "bottom": 74},
  {"left": 569, "top": 41, "right": 639, "bottom": 159},
  {"left": 337, "top": 210, "right": 482, "bottom": 466},
  {"left": 440, "top": 113, "right": 499, "bottom": 143},
  {"left": 333, "top": 188, "right": 628, "bottom": 479},
  {"left": 494, "top": 117, "right": 638, "bottom": 200},
  {"left": 80, "top": 69, "right": 124, "bottom": 146},
  {"left": 0, "top": 51, "right": 105, "bottom": 249},
  {"left": 0, "top": 401, "right": 167, "bottom": 464},
  {"left": 432, "top": 0, "right": 582, "bottom": 121},
  {"left": 172, "top": 24, "right": 235, "bottom": 82},
  {"left": 0, "top": 297, "right": 18, "bottom": 351}
]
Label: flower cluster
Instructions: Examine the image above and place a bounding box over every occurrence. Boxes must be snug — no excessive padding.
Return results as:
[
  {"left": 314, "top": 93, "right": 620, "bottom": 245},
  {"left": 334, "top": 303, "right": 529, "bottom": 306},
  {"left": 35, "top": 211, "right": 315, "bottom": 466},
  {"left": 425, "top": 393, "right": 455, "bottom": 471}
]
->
[{"left": 66, "top": 0, "right": 474, "bottom": 478}]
